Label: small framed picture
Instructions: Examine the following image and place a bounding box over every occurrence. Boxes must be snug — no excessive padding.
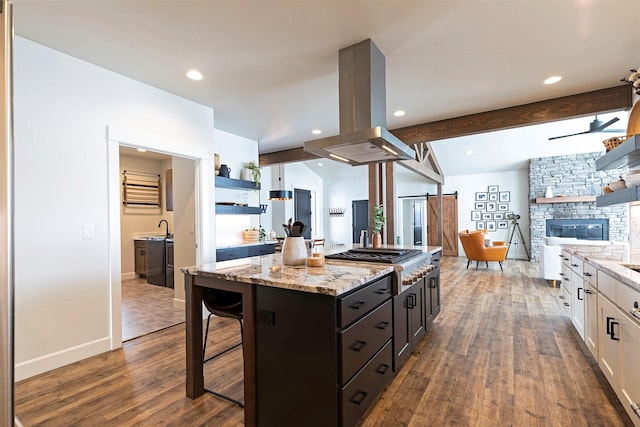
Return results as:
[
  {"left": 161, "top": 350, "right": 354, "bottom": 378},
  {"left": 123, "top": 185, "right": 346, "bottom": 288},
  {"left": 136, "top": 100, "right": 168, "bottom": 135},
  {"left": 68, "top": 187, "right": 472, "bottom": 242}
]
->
[
  {"left": 488, "top": 192, "right": 498, "bottom": 201},
  {"left": 497, "top": 220, "right": 509, "bottom": 229},
  {"left": 504, "top": 211, "right": 514, "bottom": 218},
  {"left": 488, "top": 185, "right": 499, "bottom": 193},
  {"left": 486, "top": 221, "right": 496, "bottom": 232},
  {"left": 498, "top": 203, "right": 509, "bottom": 211},
  {"left": 476, "top": 222, "right": 485, "bottom": 231},
  {"left": 482, "top": 213, "right": 492, "bottom": 220},
  {"left": 487, "top": 202, "right": 496, "bottom": 212},
  {"left": 476, "top": 192, "right": 488, "bottom": 201},
  {"left": 493, "top": 213, "right": 504, "bottom": 220},
  {"left": 499, "top": 191, "right": 510, "bottom": 202},
  {"left": 475, "top": 202, "right": 486, "bottom": 210},
  {"left": 471, "top": 211, "right": 481, "bottom": 221}
]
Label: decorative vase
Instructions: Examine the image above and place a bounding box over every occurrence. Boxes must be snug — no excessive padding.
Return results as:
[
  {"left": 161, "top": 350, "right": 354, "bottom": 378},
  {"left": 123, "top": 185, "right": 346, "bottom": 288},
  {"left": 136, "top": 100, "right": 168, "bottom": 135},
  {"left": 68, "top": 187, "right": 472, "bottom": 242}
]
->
[
  {"left": 372, "top": 233, "right": 382, "bottom": 248},
  {"left": 240, "top": 168, "right": 253, "bottom": 181},
  {"left": 282, "top": 236, "right": 307, "bottom": 265},
  {"left": 545, "top": 186, "right": 553, "bottom": 198}
]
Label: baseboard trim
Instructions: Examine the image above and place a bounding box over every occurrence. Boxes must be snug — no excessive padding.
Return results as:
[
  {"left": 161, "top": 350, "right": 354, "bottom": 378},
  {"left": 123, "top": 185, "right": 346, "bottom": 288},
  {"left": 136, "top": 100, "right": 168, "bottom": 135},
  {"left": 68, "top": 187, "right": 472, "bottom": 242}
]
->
[
  {"left": 15, "top": 336, "right": 111, "bottom": 381},
  {"left": 121, "top": 272, "right": 137, "bottom": 280}
]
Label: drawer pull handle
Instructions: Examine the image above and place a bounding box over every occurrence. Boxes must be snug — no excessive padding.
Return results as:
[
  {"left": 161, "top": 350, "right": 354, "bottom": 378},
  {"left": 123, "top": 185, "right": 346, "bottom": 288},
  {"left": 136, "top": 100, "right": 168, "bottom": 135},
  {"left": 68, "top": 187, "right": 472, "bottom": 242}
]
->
[
  {"left": 577, "top": 287, "right": 583, "bottom": 301},
  {"left": 584, "top": 289, "right": 594, "bottom": 294},
  {"left": 349, "top": 340, "right": 367, "bottom": 352},
  {"left": 374, "top": 288, "right": 388, "bottom": 295},
  {"left": 559, "top": 295, "right": 565, "bottom": 299},
  {"left": 606, "top": 316, "right": 614, "bottom": 335},
  {"left": 375, "top": 364, "right": 390, "bottom": 375},
  {"left": 571, "top": 263, "right": 579, "bottom": 267},
  {"left": 584, "top": 272, "right": 592, "bottom": 277},
  {"left": 563, "top": 302, "right": 570, "bottom": 307},
  {"left": 610, "top": 321, "right": 620, "bottom": 341},
  {"left": 375, "top": 321, "right": 390, "bottom": 330},
  {"left": 408, "top": 293, "right": 416, "bottom": 309},
  {"left": 349, "top": 301, "right": 366, "bottom": 310},
  {"left": 350, "top": 390, "right": 368, "bottom": 405}
]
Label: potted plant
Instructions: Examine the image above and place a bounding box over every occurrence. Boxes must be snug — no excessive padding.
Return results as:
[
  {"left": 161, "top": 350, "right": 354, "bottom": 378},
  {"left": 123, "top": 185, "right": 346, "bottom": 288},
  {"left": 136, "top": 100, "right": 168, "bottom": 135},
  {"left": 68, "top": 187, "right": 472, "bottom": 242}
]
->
[
  {"left": 241, "top": 161, "right": 261, "bottom": 184},
  {"left": 371, "top": 204, "right": 386, "bottom": 248}
]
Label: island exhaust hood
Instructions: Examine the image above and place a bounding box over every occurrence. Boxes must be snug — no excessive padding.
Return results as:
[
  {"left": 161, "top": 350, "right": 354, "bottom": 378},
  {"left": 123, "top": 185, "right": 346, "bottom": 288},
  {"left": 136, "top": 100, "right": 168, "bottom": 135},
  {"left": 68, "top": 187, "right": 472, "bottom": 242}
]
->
[{"left": 303, "top": 39, "right": 415, "bottom": 166}]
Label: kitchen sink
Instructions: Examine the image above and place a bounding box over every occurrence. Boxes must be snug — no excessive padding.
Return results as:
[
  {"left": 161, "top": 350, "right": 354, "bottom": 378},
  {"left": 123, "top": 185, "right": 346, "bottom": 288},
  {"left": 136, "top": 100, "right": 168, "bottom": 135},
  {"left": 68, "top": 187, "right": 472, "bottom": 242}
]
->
[{"left": 621, "top": 264, "right": 640, "bottom": 273}]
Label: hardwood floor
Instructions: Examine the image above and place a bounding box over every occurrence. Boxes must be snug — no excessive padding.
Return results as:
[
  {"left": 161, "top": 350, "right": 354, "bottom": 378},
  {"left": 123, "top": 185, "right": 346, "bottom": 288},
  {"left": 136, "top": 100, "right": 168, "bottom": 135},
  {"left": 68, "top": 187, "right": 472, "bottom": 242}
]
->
[
  {"left": 121, "top": 278, "right": 185, "bottom": 341},
  {"left": 15, "top": 257, "right": 632, "bottom": 426}
]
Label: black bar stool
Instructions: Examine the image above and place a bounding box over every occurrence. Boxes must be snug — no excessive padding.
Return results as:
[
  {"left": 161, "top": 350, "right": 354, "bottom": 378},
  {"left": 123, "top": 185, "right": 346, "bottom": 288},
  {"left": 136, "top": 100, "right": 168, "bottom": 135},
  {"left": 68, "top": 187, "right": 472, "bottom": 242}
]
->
[{"left": 202, "top": 288, "right": 244, "bottom": 407}]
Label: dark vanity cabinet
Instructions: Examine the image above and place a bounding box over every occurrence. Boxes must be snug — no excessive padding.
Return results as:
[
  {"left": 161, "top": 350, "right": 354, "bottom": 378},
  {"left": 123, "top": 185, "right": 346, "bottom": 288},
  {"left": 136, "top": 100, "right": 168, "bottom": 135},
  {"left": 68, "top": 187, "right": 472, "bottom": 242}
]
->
[{"left": 255, "top": 274, "right": 394, "bottom": 426}]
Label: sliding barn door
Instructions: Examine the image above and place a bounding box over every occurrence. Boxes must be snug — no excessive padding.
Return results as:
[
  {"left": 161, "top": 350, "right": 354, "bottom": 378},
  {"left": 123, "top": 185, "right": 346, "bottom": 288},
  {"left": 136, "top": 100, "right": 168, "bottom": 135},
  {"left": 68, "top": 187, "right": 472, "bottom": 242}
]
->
[{"left": 427, "top": 194, "right": 458, "bottom": 256}]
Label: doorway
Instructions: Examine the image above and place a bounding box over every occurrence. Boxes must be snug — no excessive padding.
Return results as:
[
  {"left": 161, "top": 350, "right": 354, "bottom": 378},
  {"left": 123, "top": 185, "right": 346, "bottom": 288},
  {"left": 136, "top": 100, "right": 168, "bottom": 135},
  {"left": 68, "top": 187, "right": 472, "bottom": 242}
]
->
[
  {"left": 294, "top": 188, "right": 312, "bottom": 239},
  {"left": 118, "top": 148, "right": 196, "bottom": 341},
  {"left": 352, "top": 199, "right": 369, "bottom": 243},
  {"left": 427, "top": 193, "right": 459, "bottom": 256}
]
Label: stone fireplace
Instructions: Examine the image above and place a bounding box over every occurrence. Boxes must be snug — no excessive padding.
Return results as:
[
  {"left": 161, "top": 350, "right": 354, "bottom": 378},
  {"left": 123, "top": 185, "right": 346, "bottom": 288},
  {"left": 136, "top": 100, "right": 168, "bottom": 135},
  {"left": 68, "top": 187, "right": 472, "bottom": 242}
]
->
[{"left": 529, "top": 152, "right": 628, "bottom": 261}]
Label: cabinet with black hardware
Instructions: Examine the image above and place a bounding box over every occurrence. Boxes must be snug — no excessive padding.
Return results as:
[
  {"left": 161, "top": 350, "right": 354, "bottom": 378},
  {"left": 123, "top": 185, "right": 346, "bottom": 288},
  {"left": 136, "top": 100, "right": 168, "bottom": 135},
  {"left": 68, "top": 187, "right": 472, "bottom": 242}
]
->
[
  {"left": 393, "top": 278, "right": 426, "bottom": 372},
  {"left": 254, "top": 274, "right": 394, "bottom": 426}
]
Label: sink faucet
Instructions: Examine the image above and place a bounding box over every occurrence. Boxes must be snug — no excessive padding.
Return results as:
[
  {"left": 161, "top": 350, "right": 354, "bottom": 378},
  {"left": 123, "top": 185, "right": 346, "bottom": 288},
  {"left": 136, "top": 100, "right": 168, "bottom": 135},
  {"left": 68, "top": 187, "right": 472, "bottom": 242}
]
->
[{"left": 158, "top": 219, "right": 170, "bottom": 237}]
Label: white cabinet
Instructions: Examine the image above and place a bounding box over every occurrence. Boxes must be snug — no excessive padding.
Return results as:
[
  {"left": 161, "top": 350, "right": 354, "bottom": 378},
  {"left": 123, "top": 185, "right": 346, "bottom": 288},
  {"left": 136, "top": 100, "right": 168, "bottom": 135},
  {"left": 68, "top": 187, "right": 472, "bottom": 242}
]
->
[
  {"left": 571, "top": 269, "right": 585, "bottom": 340},
  {"left": 596, "top": 271, "right": 640, "bottom": 426},
  {"left": 584, "top": 281, "right": 598, "bottom": 359}
]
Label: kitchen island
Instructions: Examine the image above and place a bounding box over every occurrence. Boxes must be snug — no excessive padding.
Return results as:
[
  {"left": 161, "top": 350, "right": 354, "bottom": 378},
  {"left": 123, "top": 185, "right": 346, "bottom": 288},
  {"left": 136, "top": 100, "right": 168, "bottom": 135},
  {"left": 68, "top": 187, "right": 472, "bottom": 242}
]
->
[{"left": 183, "top": 244, "right": 441, "bottom": 427}]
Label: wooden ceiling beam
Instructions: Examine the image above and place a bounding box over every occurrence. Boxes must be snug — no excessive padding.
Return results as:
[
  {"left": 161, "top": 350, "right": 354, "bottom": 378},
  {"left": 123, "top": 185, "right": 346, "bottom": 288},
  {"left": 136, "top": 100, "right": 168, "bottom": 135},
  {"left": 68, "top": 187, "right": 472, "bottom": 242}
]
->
[
  {"left": 259, "top": 85, "right": 632, "bottom": 166},
  {"left": 391, "top": 85, "right": 632, "bottom": 144}
]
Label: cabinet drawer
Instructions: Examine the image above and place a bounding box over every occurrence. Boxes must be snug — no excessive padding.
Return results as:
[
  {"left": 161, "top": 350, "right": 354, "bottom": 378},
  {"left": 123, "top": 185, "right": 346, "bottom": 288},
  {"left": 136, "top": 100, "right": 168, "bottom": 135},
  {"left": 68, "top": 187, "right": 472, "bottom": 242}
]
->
[
  {"left": 570, "top": 255, "right": 584, "bottom": 276},
  {"left": 560, "top": 250, "right": 571, "bottom": 268},
  {"left": 560, "top": 263, "right": 572, "bottom": 293},
  {"left": 341, "top": 340, "right": 393, "bottom": 427},
  {"left": 430, "top": 250, "right": 441, "bottom": 268},
  {"left": 615, "top": 282, "right": 640, "bottom": 316},
  {"left": 249, "top": 244, "right": 275, "bottom": 257},
  {"left": 339, "top": 299, "right": 392, "bottom": 386},
  {"left": 583, "top": 262, "right": 597, "bottom": 286},
  {"left": 598, "top": 270, "right": 616, "bottom": 301},
  {"left": 339, "top": 275, "right": 392, "bottom": 328},
  {"left": 216, "top": 247, "right": 249, "bottom": 261}
]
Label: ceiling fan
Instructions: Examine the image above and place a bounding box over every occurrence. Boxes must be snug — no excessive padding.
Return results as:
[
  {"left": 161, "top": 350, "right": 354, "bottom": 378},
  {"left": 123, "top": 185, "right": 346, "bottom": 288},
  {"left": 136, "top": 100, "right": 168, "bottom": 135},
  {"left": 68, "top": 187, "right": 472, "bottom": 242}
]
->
[{"left": 548, "top": 115, "right": 625, "bottom": 140}]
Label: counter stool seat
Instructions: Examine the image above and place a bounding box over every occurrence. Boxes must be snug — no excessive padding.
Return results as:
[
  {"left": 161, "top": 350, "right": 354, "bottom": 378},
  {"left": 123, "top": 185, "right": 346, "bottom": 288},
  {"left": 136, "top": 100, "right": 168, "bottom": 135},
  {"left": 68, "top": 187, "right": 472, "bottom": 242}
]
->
[{"left": 202, "top": 288, "right": 244, "bottom": 407}]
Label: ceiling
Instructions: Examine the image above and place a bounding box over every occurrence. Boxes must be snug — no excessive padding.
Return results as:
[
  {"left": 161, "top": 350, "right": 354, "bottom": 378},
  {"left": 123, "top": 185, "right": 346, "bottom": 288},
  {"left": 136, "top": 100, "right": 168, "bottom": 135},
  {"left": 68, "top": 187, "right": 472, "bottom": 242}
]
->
[{"left": 13, "top": 0, "right": 640, "bottom": 177}]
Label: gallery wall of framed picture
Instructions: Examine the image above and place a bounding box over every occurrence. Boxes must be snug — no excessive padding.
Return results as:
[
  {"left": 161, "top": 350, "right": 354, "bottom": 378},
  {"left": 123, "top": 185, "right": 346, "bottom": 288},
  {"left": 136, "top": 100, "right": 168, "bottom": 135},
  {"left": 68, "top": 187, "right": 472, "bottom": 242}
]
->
[{"left": 471, "top": 185, "right": 512, "bottom": 232}]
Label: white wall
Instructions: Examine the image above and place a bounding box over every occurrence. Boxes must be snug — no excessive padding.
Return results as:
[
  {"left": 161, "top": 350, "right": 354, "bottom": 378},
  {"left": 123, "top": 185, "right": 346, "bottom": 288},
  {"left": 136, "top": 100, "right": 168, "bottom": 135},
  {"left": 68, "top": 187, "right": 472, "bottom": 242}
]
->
[
  {"left": 172, "top": 157, "right": 197, "bottom": 306},
  {"left": 214, "top": 130, "right": 260, "bottom": 247},
  {"left": 442, "top": 169, "right": 529, "bottom": 259},
  {"left": 13, "top": 37, "right": 214, "bottom": 380}
]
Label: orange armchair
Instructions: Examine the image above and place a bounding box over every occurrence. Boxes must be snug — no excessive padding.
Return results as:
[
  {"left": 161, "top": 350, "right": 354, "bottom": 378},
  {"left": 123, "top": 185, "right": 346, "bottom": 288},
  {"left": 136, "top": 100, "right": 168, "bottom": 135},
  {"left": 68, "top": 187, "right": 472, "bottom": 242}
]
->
[{"left": 458, "top": 230, "right": 508, "bottom": 271}]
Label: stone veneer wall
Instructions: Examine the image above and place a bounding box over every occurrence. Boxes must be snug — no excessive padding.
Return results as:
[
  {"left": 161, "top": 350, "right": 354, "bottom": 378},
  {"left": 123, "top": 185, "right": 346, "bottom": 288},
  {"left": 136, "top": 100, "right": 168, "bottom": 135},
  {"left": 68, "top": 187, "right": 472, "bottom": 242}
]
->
[{"left": 529, "top": 152, "right": 629, "bottom": 261}]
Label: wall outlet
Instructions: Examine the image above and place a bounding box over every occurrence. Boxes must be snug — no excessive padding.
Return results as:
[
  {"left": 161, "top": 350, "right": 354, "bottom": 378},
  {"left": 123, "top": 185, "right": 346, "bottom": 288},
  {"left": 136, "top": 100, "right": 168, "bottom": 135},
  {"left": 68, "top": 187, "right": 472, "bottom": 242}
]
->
[{"left": 82, "top": 224, "right": 95, "bottom": 240}]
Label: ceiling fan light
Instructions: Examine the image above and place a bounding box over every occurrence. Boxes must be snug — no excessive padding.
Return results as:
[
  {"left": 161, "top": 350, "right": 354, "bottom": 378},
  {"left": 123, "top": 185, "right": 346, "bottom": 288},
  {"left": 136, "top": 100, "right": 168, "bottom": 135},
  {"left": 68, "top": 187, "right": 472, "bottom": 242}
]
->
[{"left": 269, "top": 190, "right": 292, "bottom": 200}]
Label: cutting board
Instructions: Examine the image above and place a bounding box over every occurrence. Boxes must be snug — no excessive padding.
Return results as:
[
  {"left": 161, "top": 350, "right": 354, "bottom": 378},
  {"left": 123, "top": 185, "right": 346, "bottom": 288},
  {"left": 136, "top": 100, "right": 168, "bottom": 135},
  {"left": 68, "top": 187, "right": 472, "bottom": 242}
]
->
[{"left": 628, "top": 101, "right": 640, "bottom": 136}]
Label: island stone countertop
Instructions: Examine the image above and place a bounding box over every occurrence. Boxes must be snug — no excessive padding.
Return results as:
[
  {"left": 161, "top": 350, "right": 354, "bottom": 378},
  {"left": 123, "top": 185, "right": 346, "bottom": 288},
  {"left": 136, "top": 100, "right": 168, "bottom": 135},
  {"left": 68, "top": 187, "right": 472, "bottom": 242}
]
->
[{"left": 183, "top": 244, "right": 441, "bottom": 297}]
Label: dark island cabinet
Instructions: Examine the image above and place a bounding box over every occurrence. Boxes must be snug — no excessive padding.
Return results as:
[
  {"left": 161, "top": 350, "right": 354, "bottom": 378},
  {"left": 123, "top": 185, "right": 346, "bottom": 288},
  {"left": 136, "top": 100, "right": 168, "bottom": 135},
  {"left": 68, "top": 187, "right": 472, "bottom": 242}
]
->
[
  {"left": 393, "top": 278, "right": 427, "bottom": 372},
  {"left": 255, "top": 274, "right": 393, "bottom": 427}
]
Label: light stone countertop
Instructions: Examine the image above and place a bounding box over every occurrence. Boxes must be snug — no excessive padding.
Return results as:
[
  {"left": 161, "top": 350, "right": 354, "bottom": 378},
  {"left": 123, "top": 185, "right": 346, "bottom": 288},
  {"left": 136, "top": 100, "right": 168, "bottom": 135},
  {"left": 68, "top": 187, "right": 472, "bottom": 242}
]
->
[
  {"left": 183, "top": 244, "right": 442, "bottom": 296},
  {"left": 563, "top": 248, "right": 640, "bottom": 294}
]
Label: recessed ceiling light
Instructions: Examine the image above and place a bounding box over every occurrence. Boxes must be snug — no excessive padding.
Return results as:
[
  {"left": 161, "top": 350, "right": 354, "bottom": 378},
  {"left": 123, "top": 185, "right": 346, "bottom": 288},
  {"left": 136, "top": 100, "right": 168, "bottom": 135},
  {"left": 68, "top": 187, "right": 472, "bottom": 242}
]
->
[
  {"left": 137, "top": 148, "right": 147, "bottom": 153},
  {"left": 465, "top": 150, "right": 472, "bottom": 156},
  {"left": 544, "top": 76, "right": 562, "bottom": 85},
  {"left": 186, "top": 69, "right": 203, "bottom": 81},
  {"left": 312, "top": 129, "right": 322, "bottom": 135},
  {"left": 393, "top": 110, "right": 406, "bottom": 117},
  {"left": 317, "top": 162, "right": 323, "bottom": 166}
]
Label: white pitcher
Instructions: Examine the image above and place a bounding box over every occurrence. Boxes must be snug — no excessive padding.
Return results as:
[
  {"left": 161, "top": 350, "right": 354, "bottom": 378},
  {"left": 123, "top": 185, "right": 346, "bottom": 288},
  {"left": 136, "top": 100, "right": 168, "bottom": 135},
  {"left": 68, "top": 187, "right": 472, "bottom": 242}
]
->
[{"left": 282, "top": 236, "right": 307, "bottom": 265}]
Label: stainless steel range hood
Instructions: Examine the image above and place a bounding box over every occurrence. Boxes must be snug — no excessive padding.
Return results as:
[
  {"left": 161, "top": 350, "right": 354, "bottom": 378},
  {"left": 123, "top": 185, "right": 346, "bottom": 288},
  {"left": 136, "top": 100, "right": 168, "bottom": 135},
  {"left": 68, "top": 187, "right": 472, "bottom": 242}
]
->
[{"left": 303, "top": 39, "right": 415, "bottom": 166}]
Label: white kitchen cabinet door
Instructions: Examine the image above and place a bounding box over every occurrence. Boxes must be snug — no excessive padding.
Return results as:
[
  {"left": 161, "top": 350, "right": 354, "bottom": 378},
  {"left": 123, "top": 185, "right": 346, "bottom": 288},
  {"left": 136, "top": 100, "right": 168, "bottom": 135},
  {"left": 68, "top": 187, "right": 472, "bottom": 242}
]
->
[
  {"left": 571, "top": 270, "right": 585, "bottom": 340},
  {"left": 598, "top": 294, "right": 620, "bottom": 390},
  {"left": 620, "top": 308, "right": 640, "bottom": 426},
  {"left": 584, "top": 282, "right": 598, "bottom": 359}
]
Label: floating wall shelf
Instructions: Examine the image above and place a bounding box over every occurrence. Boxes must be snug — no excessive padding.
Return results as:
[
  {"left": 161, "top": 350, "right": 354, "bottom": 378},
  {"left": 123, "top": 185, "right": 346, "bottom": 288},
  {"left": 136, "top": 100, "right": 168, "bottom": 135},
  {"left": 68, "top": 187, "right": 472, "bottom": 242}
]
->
[{"left": 534, "top": 196, "right": 596, "bottom": 204}]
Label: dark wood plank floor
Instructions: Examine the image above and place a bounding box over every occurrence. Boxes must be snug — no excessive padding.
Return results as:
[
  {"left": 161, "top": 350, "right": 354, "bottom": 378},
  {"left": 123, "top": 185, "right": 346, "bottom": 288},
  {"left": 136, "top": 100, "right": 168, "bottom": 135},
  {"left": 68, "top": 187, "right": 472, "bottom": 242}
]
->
[
  {"left": 15, "top": 257, "right": 631, "bottom": 426},
  {"left": 121, "top": 278, "right": 185, "bottom": 341}
]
